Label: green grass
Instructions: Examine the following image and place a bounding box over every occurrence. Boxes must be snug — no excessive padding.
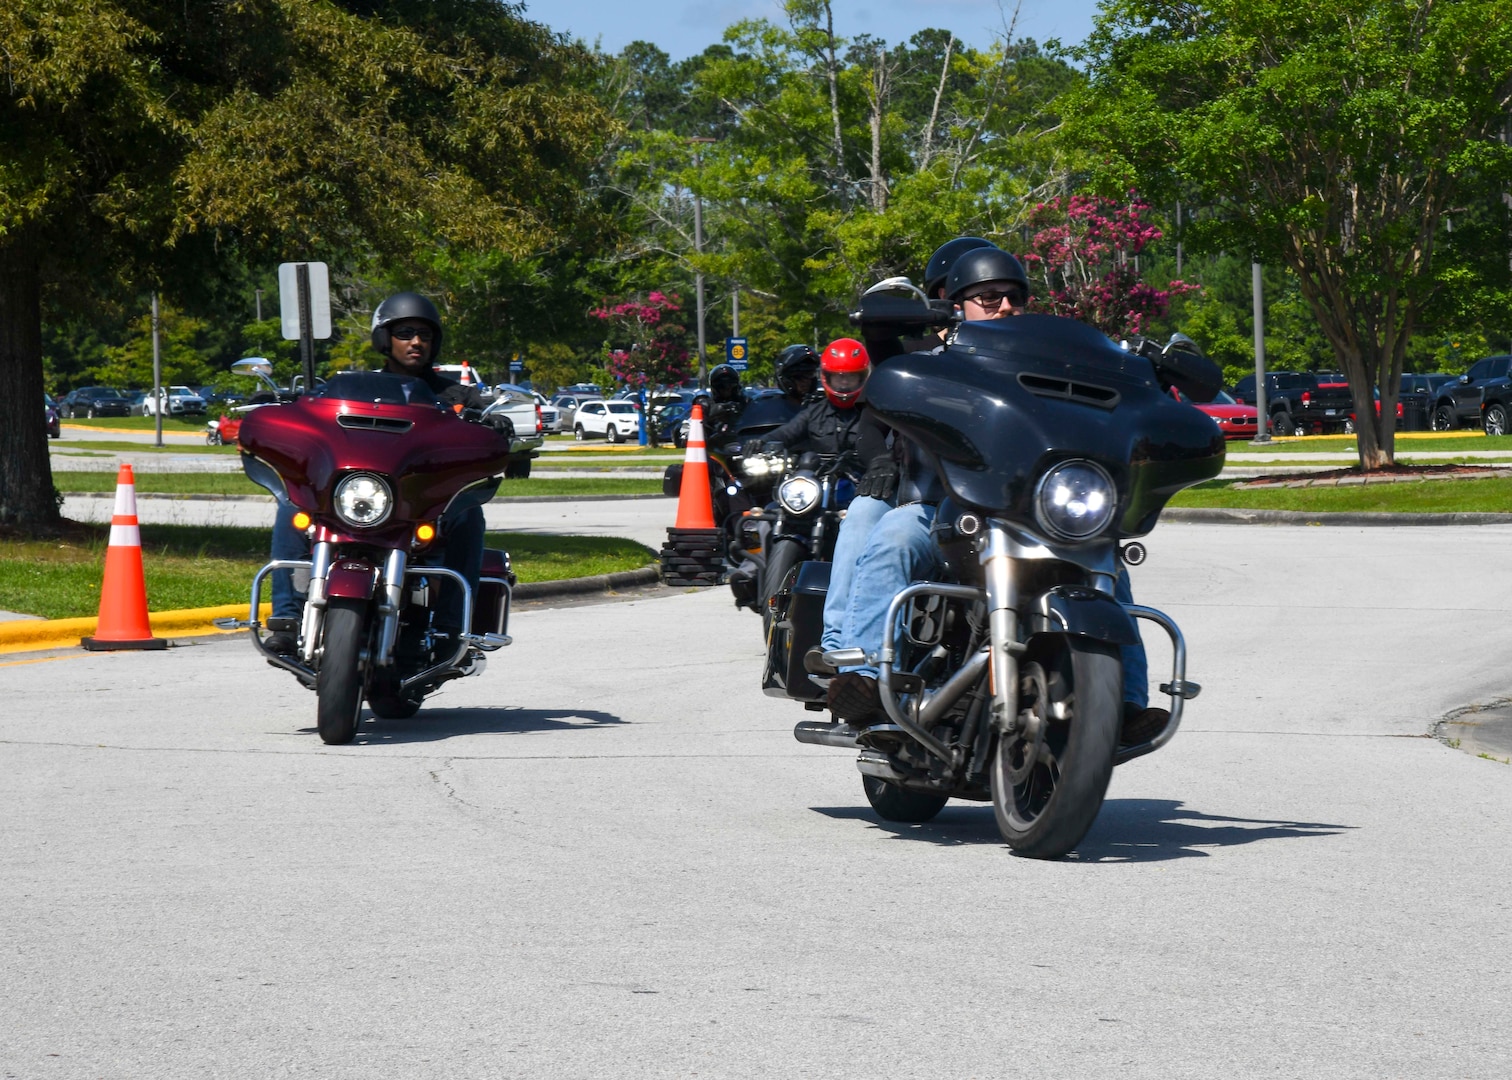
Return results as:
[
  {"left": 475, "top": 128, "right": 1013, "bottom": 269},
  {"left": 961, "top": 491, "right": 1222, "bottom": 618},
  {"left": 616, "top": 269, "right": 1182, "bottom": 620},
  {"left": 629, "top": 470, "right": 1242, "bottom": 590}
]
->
[
  {"left": 53, "top": 439, "right": 237, "bottom": 455},
  {"left": 51, "top": 471, "right": 666, "bottom": 498},
  {"left": 0, "top": 524, "right": 655, "bottom": 620},
  {"left": 1227, "top": 434, "right": 1512, "bottom": 454},
  {"left": 1170, "top": 476, "right": 1512, "bottom": 513},
  {"left": 59, "top": 416, "right": 207, "bottom": 433}
]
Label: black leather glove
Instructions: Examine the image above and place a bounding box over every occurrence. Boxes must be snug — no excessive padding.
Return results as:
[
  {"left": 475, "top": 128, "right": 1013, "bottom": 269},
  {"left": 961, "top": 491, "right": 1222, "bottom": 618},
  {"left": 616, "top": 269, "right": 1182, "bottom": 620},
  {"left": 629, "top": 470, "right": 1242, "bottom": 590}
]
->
[
  {"left": 855, "top": 453, "right": 898, "bottom": 500},
  {"left": 742, "top": 438, "right": 766, "bottom": 458}
]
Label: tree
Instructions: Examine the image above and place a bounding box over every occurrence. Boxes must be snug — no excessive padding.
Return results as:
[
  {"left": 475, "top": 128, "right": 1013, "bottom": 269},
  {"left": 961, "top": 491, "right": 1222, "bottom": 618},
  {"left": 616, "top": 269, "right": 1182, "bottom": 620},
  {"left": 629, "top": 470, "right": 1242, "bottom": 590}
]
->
[
  {"left": 591, "top": 292, "right": 691, "bottom": 388},
  {"left": 1021, "top": 194, "right": 1196, "bottom": 338},
  {"left": 0, "top": 1, "right": 609, "bottom": 527},
  {"left": 1066, "top": 0, "right": 1512, "bottom": 467}
]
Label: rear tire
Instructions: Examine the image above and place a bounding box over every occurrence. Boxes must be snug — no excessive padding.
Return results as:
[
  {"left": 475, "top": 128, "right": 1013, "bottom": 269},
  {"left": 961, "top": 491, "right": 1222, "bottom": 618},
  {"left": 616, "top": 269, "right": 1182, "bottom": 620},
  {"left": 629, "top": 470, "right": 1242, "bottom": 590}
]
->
[
  {"left": 505, "top": 458, "right": 532, "bottom": 479},
  {"left": 1272, "top": 411, "right": 1292, "bottom": 438},
  {"left": 367, "top": 692, "right": 422, "bottom": 720},
  {"left": 1486, "top": 404, "right": 1508, "bottom": 437},
  {"left": 990, "top": 637, "right": 1122, "bottom": 859},
  {"left": 316, "top": 599, "right": 367, "bottom": 745},
  {"left": 862, "top": 775, "right": 948, "bottom": 823},
  {"left": 574, "top": 424, "right": 585, "bottom": 441}
]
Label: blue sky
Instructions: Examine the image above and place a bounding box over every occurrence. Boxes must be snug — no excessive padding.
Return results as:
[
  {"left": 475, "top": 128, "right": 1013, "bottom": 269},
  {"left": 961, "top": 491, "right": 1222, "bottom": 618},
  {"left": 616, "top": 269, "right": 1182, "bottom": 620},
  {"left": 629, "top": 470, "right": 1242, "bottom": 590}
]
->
[{"left": 523, "top": 0, "right": 1106, "bottom": 60}]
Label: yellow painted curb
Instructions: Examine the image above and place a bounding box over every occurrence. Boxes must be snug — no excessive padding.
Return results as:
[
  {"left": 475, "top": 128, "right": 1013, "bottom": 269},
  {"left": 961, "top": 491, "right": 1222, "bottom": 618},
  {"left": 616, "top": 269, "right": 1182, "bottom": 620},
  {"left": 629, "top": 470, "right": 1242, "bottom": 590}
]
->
[{"left": 0, "top": 602, "right": 271, "bottom": 655}]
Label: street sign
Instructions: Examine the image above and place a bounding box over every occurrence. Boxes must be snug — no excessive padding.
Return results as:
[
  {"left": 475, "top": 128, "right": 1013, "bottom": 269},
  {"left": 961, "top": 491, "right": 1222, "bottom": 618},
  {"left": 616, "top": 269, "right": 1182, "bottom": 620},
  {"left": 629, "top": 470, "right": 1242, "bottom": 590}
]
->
[
  {"left": 725, "top": 336, "right": 748, "bottom": 372},
  {"left": 277, "top": 262, "right": 331, "bottom": 340},
  {"left": 509, "top": 360, "right": 524, "bottom": 373}
]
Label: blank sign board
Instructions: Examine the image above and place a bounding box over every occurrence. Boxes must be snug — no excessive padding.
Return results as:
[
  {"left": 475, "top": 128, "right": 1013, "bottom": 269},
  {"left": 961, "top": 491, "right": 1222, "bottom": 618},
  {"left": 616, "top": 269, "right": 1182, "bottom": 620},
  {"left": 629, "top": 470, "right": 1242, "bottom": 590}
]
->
[{"left": 278, "top": 261, "right": 332, "bottom": 340}]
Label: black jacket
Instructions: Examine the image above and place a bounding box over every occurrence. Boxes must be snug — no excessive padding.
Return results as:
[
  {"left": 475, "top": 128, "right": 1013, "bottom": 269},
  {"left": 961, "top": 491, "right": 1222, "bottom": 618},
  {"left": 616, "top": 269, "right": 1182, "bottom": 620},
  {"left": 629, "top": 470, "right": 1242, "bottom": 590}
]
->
[
  {"left": 765, "top": 398, "right": 866, "bottom": 459},
  {"left": 411, "top": 366, "right": 489, "bottom": 412}
]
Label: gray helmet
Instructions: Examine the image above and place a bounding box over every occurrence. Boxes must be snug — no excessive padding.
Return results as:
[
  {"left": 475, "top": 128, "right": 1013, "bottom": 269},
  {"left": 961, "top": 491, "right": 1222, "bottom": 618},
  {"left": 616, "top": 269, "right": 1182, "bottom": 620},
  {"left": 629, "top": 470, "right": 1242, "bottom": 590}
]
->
[
  {"left": 923, "top": 237, "right": 997, "bottom": 298},
  {"left": 945, "top": 248, "right": 1030, "bottom": 304},
  {"left": 371, "top": 292, "right": 444, "bottom": 363}
]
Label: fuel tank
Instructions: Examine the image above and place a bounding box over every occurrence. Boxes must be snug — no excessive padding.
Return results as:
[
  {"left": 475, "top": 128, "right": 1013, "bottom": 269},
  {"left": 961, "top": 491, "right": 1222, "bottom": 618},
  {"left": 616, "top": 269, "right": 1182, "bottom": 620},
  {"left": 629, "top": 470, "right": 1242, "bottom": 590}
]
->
[{"left": 865, "top": 314, "right": 1224, "bottom": 536}]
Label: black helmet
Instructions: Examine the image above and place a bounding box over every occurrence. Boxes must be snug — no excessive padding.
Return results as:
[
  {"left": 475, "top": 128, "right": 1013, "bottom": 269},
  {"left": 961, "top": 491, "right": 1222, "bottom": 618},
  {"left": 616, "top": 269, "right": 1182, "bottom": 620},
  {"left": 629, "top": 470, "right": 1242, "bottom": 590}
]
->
[
  {"left": 371, "top": 292, "right": 444, "bottom": 363},
  {"left": 945, "top": 248, "right": 1030, "bottom": 304},
  {"left": 709, "top": 364, "right": 742, "bottom": 402},
  {"left": 774, "top": 344, "right": 820, "bottom": 397},
  {"left": 923, "top": 237, "right": 997, "bottom": 298}
]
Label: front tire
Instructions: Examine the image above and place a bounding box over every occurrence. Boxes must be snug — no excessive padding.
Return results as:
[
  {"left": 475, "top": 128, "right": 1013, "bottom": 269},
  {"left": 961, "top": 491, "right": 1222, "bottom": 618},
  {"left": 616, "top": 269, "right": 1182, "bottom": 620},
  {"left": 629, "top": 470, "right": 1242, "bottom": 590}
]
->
[
  {"left": 87, "top": 406, "right": 97, "bottom": 419},
  {"left": 574, "top": 424, "right": 585, "bottom": 441},
  {"left": 1433, "top": 404, "right": 1456, "bottom": 431},
  {"left": 1272, "top": 411, "right": 1292, "bottom": 438},
  {"left": 862, "top": 775, "right": 948, "bottom": 823},
  {"left": 1486, "top": 404, "right": 1508, "bottom": 437},
  {"left": 607, "top": 424, "right": 622, "bottom": 444},
  {"left": 990, "top": 637, "right": 1122, "bottom": 859},
  {"left": 316, "top": 598, "right": 368, "bottom": 745},
  {"left": 760, "top": 538, "right": 807, "bottom": 631}
]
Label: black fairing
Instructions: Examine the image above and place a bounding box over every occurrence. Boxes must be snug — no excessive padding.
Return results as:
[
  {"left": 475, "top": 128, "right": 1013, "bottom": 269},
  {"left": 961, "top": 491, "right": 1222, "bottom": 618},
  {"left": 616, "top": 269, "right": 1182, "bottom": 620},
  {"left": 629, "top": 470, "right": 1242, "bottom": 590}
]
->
[{"left": 865, "top": 314, "right": 1224, "bottom": 537}]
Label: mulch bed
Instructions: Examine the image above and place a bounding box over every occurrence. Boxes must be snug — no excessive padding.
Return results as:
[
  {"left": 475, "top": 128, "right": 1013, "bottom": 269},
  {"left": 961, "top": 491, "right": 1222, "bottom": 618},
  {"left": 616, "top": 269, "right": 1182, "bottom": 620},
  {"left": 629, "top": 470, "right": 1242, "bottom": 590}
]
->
[{"left": 1237, "top": 464, "right": 1512, "bottom": 488}]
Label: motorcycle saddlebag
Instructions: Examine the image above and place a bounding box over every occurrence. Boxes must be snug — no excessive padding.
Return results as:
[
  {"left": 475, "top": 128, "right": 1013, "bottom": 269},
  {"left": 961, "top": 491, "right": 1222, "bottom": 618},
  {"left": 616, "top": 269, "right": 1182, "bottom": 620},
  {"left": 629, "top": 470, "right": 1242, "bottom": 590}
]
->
[
  {"left": 780, "top": 560, "right": 831, "bottom": 702},
  {"left": 473, "top": 548, "right": 514, "bottom": 637}
]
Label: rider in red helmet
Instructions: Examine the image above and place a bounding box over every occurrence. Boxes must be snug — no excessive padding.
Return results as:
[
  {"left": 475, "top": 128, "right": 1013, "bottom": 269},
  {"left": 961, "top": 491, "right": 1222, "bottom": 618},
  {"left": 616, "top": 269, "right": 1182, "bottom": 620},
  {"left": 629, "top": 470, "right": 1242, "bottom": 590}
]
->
[
  {"left": 748, "top": 337, "right": 870, "bottom": 462},
  {"left": 819, "top": 337, "right": 871, "bottom": 408}
]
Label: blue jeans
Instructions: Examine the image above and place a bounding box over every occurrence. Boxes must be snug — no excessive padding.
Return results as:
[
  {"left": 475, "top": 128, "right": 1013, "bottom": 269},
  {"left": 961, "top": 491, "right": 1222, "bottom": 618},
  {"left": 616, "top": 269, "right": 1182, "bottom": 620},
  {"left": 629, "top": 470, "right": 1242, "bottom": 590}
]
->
[
  {"left": 831, "top": 503, "right": 1150, "bottom": 705},
  {"left": 268, "top": 501, "right": 486, "bottom": 633},
  {"left": 820, "top": 495, "right": 894, "bottom": 654}
]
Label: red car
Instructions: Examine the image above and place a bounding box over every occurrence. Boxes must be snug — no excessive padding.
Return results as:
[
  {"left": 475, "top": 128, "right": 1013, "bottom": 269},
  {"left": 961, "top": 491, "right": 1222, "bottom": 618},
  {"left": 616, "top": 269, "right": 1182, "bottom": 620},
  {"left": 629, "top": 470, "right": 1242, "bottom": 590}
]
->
[{"left": 1170, "top": 387, "right": 1264, "bottom": 439}]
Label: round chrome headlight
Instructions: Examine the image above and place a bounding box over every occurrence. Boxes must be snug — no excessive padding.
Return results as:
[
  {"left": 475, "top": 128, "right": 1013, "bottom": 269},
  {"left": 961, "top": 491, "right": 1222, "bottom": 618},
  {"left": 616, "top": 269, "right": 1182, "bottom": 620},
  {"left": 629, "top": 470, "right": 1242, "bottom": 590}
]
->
[
  {"left": 334, "top": 473, "right": 393, "bottom": 528},
  {"left": 777, "top": 475, "right": 821, "bottom": 515},
  {"left": 1034, "top": 460, "right": 1116, "bottom": 541}
]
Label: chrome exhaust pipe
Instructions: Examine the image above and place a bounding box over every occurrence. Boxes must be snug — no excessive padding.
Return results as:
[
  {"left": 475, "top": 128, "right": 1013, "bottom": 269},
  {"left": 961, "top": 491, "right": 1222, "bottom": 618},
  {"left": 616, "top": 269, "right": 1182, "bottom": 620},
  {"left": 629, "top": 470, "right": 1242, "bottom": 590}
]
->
[
  {"left": 855, "top": 750, "right": 907, "bottom": 782},
  {"left": 794, "top": 720, "right": 859, "bottom": 749}
]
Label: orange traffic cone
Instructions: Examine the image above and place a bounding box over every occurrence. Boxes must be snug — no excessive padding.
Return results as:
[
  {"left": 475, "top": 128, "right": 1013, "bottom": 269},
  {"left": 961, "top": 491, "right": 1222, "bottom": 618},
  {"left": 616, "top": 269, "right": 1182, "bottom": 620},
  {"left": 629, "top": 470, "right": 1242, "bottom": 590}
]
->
[
  {"left": 674, "top": 403, "right": 717, "bottom": 530},
  {"left": 460, "top": 359, "right": 476, "bottom": 387},
  {"left": 81, "top": 464, "right": 166, "bottom": 652}
]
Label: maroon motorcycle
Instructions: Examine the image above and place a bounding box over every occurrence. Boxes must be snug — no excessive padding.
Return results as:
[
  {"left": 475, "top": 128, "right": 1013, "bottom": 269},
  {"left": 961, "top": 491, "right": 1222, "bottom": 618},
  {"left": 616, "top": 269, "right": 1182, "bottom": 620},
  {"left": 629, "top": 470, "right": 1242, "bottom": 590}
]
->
[{"left": 231, "top": 372, "right": 516, "bottom": 744}]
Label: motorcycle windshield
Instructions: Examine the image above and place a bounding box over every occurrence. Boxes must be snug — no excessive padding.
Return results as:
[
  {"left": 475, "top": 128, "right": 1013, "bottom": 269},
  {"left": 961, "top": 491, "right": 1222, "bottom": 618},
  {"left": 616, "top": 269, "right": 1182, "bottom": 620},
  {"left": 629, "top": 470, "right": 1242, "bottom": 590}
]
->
[
  {"left": 237, "top": 379, "right": 510, "bottom": 529},
  {"left": 865, "top": 314, "right": 1225, "bottom": 537}
]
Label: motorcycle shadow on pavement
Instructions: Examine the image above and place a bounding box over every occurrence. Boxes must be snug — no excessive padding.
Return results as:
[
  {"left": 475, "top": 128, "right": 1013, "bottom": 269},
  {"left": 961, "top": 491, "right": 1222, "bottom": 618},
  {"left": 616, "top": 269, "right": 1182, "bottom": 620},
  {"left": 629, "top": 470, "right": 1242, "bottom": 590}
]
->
[
  {"left": 295, "top": 706, "right": 627, "bottom": 745},
  {"left": 813, "top": 799, "right": 1351, "bottom": 863}
]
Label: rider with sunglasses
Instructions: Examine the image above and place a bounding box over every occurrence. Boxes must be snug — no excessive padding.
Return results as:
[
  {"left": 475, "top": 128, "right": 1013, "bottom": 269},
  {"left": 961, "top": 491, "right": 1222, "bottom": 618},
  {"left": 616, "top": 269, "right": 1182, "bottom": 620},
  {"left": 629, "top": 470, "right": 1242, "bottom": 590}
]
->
[{"left": 263, "top": 292, "right": 491, "bottom": 655}]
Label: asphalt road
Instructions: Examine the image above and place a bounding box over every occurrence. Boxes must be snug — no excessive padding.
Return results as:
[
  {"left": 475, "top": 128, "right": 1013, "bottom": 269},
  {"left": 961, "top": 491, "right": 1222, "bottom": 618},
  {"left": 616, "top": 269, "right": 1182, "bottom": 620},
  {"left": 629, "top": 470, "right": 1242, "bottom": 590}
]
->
[{"left": 3, "top": 522, "right": 1512, "bottom": 1078}]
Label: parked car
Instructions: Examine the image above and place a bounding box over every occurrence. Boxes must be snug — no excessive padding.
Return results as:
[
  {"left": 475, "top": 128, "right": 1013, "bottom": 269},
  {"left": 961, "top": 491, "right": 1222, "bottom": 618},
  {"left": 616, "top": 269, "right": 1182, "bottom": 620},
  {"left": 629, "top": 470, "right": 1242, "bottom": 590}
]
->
[
  {"left": 480, "top": 386, "right": 545, "bottom": 478},
  {"left": 59, "top": 386, "right": 131, "bottom": 419},
  {"left": 552, "top": 392, "right": 602, "bottom": 428},
  {"left": 1473, "top": 374, "right": 1512, "bottom": 436},
  {"left": 525, "top": 391, "right": 563, "bottom": 434},
  {"left": 1231, "top": 371, "right": 1353, "bottom": 436},
  {"left": 1170, "top": 388, "right": 1262, "bottom": 440},
  {"left": 43, "top": 393, "right": 60, "bottom": 438},
  {"left": 142, "top": 385, "right": 208, "bottom": 417},
  {"left": 574, "top": 399, "right": 641, "bottom": 442},
  {"left": 1431, "top": 355, "right": 1512, "bottom": 430}
]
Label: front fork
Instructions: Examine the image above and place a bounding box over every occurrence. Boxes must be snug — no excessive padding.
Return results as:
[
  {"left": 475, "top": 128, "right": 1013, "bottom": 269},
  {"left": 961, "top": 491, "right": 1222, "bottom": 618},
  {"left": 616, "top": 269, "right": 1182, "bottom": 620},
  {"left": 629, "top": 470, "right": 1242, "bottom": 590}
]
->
[{"left": 980, "top": 526, "right": 1021, "bottom": 733}]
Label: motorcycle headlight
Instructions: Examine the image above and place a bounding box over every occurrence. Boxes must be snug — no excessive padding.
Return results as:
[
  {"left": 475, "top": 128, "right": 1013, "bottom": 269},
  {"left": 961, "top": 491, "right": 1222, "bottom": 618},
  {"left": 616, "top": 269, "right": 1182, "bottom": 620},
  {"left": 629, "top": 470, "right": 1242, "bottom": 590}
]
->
[
  {"left": 334, "top": 473, "right": 393, "bottom": 528},
  {"left": 777, "top": 475, "right": 821, "bottom": 515},
  {"left": 741, "top": 457, "right": 770, "bottom": 477},
  {"left": 1034, "top": 460, "right": 1116, "bottom": 541}
]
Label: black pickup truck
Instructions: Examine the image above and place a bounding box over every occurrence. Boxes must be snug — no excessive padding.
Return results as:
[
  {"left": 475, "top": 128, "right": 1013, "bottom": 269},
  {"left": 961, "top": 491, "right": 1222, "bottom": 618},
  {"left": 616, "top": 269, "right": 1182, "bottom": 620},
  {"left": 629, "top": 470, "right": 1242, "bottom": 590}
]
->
[
  {"left": 1231, "top": 372, "right": 1355, "bottom": 436},
  {"left": 1430, "top": 355, "right": 1512, "bottom": 430}
]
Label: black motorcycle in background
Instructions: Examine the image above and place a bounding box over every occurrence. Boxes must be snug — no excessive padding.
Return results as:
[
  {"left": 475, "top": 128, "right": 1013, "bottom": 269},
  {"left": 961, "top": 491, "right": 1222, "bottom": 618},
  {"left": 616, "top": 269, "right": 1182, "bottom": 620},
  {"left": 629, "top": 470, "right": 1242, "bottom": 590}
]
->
[
  {"left": 765, "top": 297, "right": 1225, "bottom": 858},
  {"left": 740, "top": 451, "right": 858, "bottom": 626}
]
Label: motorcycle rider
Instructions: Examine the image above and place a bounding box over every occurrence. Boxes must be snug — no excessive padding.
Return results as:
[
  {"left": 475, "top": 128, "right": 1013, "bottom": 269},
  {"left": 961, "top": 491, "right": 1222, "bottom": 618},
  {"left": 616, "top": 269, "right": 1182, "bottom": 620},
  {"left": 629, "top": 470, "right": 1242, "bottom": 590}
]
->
[
  {"left": 773, "top": 344, "right": 821, "bottom": 406},
  {"left": 703, "top": 363, "right": 748, "bottom": 453},
  {"left": 747, "top": 338, "right": 869, "bottom": 461},
  {"left": 826, "top": 248, "right": 1186, "bottom": 741},
  {"left": 264, "top": 292, "right": 491, "bottom": 655}
]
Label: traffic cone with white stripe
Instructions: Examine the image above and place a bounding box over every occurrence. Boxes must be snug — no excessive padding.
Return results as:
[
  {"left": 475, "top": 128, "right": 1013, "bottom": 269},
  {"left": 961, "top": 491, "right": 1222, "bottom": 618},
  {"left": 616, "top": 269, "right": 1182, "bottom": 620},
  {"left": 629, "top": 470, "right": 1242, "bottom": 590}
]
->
[
  {"left": 81, "top": 464, "right": 166, "bottom": 651},
  {"left": 661, "top": 404, "right": 724, "bottom": 586}
]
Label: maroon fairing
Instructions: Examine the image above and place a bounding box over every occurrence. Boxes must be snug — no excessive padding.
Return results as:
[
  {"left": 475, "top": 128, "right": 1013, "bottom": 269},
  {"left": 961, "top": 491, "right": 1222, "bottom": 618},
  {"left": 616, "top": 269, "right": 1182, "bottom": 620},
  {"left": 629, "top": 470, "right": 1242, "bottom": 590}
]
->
[{"left": 237, "top": 396, "right": 510, "bottom": 530}]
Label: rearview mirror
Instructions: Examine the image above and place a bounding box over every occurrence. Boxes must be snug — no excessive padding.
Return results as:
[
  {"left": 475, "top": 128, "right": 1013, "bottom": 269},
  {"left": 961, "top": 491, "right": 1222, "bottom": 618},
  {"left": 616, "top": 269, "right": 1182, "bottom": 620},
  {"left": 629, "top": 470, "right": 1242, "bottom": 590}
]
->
[{"left": 232, "top": 357, "right": 273, "bottom": 378}]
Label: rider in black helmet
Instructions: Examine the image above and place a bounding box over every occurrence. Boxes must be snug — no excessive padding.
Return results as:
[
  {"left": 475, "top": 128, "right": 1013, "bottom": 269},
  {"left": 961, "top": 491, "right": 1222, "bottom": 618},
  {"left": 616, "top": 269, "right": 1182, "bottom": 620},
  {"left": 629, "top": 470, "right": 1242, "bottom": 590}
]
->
[
  {"left": 265, "top": 292, "right": 493, "bottom": 654},
  {"left": 922, "top": 236, "right": 997, "bottom": 300},
  {"left": 773, "top": 344, "right": 821, "bottom": 406},
  {"left": 944, "top": 248, "right": 1030, "bottom": 313}
]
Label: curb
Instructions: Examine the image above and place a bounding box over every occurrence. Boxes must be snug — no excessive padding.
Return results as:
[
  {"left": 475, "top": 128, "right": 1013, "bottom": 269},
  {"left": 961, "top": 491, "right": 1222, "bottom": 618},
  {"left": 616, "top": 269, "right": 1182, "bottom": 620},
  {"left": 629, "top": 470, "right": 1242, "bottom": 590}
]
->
[
  {"left": 0, "top": 568, "right": 665, "bottom": 655},
  {"left": 62, "top": 492, "right": 669, "bottom": 505},
  {"left": 1164, "top": 508, "right": 1512, "bottom": 526}
]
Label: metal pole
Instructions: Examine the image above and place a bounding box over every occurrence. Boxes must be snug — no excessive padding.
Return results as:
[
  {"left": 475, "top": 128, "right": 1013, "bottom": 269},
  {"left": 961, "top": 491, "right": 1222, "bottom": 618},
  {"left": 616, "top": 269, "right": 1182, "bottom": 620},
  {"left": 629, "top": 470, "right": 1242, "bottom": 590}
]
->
[
  {"left": 732, "top": 285, "right": 740, "bottom": 338},
  {"left": 1250, "top": 261, "right": 1270, "bottom": 444},
  {"left": 694, "top": 189, "right": 706, "bottom": 387},
  {"left": 151, "top": 292, "right": 163, "bottom": 448},
  {"left": 296, "top": 263, "right": 315, "bottom": 395},
  {"left": 1175, "top": 202, "right": 1183, "bottom": 278},
  {"left": 255, "top": 288, "right": 263, "bottom": 323}
]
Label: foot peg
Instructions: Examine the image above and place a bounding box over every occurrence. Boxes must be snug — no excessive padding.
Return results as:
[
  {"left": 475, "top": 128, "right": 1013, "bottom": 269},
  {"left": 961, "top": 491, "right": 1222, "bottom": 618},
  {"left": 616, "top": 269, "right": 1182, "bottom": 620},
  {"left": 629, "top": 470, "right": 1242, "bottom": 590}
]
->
[
  {"left": 466, "top": 633, "right": 512, "bottom": 651},
  {"left": 821, "top": 647, "right": 873, "bottom": 669},
  {"left": 1160, "top": 680, "right": 1201, "bottom": 700},
  {"left": 213, "top": 617, "right": 251, "bottom": 630}
]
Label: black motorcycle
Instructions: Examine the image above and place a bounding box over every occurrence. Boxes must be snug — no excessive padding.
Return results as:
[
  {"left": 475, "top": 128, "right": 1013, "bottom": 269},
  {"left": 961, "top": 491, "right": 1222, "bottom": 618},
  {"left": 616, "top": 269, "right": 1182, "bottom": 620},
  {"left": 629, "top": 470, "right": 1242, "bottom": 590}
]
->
[
  {"left": 739, "top": 451, "right": 858, "bottom": 624},
  {"left": 765, "top": 301, "right": 1224, "bottom": 858}
]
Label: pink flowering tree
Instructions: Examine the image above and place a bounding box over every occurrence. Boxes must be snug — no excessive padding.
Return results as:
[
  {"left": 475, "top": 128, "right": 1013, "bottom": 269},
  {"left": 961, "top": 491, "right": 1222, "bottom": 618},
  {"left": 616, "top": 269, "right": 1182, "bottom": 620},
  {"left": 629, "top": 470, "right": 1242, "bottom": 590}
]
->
[
  {"left": 1021, "top": 195, "right": 1196, "bottom": 339},
  {"left": 590, "top": 291, "right": 690, "bottom": 389}
]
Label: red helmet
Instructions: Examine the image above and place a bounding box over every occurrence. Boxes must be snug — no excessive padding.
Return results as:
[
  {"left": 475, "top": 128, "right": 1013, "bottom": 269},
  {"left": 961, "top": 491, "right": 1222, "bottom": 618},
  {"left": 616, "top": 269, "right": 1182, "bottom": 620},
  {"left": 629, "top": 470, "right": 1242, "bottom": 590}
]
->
[{"left": 820, "top": 338, "right": 871, "bottom": 407}]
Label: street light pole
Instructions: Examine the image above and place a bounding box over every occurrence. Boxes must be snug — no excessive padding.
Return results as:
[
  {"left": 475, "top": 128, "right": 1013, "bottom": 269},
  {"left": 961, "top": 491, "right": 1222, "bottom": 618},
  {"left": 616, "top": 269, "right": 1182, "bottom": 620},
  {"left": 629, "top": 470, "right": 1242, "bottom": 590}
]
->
[
  {"left": 1250, "top": 260, "right": 1270, "bottom": 444},
  {"left": 151, "top": 292, "right": 163, "bottom": 448},
  {"left": 688, "top": 136, "right": 717, "bottom": 387}
]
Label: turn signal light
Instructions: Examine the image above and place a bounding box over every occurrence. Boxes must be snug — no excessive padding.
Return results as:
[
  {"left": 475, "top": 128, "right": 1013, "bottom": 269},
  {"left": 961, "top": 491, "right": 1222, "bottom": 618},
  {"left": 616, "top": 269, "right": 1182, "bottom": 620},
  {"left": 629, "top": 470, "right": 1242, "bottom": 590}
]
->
[
  {"left": 416, "top": 522, "right": 437, "bottom": 543},
  {"left": 291, "top": 511, "right": 311, "bottom": 531}
]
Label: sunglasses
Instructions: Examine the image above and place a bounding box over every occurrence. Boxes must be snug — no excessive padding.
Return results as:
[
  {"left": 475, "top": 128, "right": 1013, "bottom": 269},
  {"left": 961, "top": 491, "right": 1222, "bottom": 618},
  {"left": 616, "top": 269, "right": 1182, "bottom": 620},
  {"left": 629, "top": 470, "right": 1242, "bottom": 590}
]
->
[
  {"left": 390, "top": 325, "right": 435, "bottom": 342},
  {"left": 964, "top": 289, "right": 1025, "bottom": 310}
]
